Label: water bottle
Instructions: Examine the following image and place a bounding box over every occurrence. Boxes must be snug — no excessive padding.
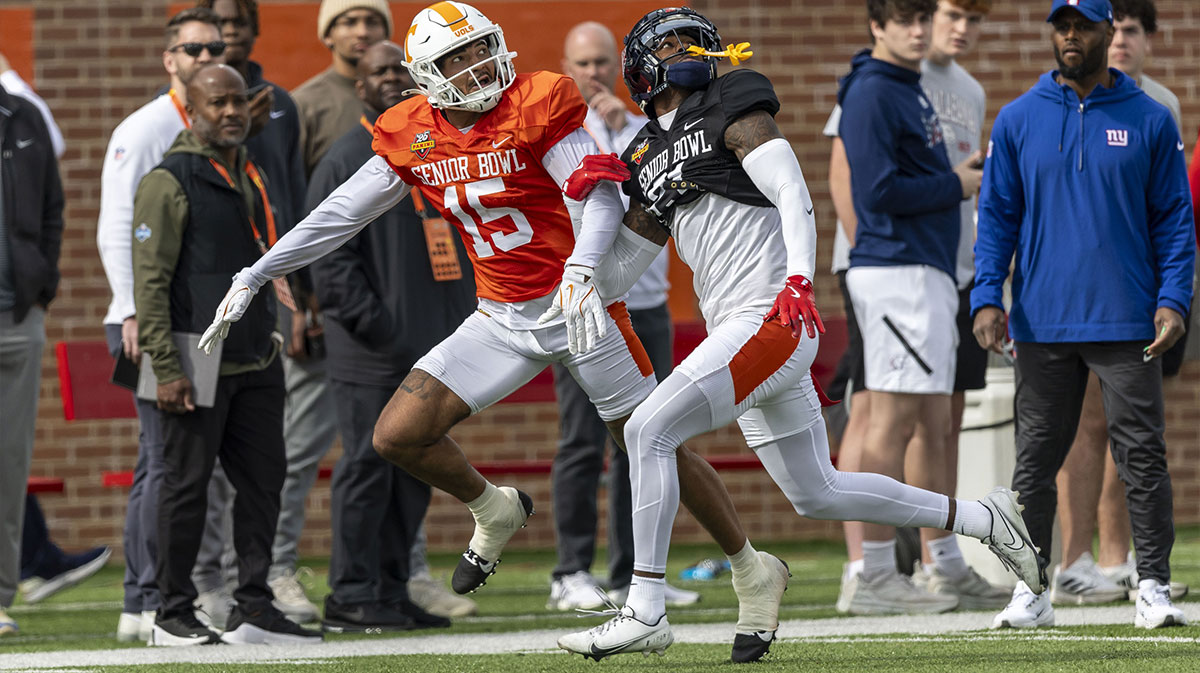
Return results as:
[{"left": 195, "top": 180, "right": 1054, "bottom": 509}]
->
[{"left": 679, "top": 558, "right": 731, "bottom": 581}]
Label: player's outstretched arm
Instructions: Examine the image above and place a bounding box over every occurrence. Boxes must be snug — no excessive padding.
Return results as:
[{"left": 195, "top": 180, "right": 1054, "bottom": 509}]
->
[{"left": 591, "top": 201, "right": 668, "bottom": 303}]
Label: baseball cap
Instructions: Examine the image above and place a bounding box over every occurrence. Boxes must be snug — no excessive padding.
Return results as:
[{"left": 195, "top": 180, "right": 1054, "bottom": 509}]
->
[{"left": 1046, "top": 0, "right": 1114, "bottom": 24}]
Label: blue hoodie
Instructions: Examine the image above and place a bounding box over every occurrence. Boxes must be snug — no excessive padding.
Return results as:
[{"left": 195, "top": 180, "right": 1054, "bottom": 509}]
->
[
  {"left": 972, "top": 69, "right": 1195, "bottom": 343},
  {"left": 837, "top": 49, "right": 963, "bottom": 279}
]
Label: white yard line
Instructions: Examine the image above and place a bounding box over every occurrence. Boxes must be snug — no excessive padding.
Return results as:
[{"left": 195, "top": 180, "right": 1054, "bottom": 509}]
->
[{"left": 1, "top": 603, "right": 1197, "bottom": 670}]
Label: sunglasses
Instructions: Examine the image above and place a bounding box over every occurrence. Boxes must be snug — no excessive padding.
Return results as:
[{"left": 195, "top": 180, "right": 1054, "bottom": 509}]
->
[{"left": 168, "top": 41, "right": 227, "bottom": 57}]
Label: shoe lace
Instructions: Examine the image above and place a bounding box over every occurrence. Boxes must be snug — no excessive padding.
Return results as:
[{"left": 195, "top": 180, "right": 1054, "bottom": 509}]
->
[
  {"left": 574, "top": 589, "right": 624, "bottom": 620},
  {"left": 1140, "top": 583, "right": 1172, "bottom": 608}
]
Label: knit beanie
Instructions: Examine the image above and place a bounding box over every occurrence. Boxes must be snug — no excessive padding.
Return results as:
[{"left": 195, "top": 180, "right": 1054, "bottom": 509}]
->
[{"left": 317, "top": 0, "right": 393, "bottom": 41}]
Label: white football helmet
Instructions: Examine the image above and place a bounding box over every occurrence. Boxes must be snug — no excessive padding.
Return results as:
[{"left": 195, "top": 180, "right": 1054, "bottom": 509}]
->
[{"left": 404, "top": 1, "right": 517, "bottom": 113}]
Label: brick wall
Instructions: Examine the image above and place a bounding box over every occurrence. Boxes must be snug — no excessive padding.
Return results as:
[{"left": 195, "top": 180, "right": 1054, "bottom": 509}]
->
[{"left": 16, "top": 0, "right": 1199, "bottom": 558}]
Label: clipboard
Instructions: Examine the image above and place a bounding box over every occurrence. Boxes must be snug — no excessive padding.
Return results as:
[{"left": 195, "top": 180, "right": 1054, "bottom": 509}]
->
[{"left": 135, "top": 332, "right": 222, "bottom": 408}]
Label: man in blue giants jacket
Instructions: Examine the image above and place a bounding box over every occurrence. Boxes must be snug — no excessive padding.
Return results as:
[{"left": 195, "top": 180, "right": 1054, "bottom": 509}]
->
[{"left": 972, "top": 0, "right": 1194, "bottom": 631}]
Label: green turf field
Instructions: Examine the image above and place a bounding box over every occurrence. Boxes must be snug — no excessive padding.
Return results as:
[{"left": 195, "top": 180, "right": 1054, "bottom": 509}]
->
[{"left": 3, "top": 532, "right": 1199, "bottom": 671}]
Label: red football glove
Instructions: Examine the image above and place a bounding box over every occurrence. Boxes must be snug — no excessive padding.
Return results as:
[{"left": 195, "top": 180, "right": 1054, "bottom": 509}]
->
[
  {"left": 765, "top": 275, "right": 825, "bottom": 339},
  {"left": 562, "top": 153, "right": 631, "bottom": 200}
]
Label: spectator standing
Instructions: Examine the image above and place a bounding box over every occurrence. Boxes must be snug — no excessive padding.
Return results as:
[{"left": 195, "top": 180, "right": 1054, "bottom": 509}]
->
[
  {"left": 547, "top": 20, "right": 697, "bottom": 612},
  {"left": 1052, "top": 0, "right": 1190, "bottom": 605},
  {"left": 131, "top": 64, "right": 322, "bottom": 646},
  {"left": 0, "top": 69, "right": 64, "bottom": 639},
  {"left": 975, "top": 0, "right": 1194, "bottom": 630}
]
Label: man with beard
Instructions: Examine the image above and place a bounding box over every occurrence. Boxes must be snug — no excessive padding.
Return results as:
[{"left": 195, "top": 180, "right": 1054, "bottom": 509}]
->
[
  {"left": 307, "top": 40, "right": 477, "bottom": 633},
  {"left": 131, "top": 64, "right": 323, "bottom": 647},
  {"left": 974, "top": 0, "right": 1194, "bottom": 630},
  {"left": 96, "top": 7, "right": 229, "bottom": 642},
  {"left": 293, "top": 0, "right": 392, "bottom": 175}
]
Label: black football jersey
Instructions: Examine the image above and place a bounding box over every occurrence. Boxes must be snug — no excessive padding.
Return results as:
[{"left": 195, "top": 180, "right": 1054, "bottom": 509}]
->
[{"left": 620, "top": 69, "right": 781, "bottom": 229}]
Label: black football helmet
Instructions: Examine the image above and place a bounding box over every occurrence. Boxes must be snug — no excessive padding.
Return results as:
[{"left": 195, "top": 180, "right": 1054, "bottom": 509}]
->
[{"left": 622, "top": 7, "right": 722, "bottom": 114}]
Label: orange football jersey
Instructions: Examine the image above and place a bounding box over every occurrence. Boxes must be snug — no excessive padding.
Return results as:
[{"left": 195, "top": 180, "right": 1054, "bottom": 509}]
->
[{"left": 373, "top": 71, "right": 587, "bottom": 303}]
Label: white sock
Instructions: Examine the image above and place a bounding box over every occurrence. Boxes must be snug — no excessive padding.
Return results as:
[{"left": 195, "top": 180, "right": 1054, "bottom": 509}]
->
[
  {"left": 728, "top": 541, "right": 759, "bottom": 579},
  {"left": 847, "top": 559, "right": 865, "bottom": 579},
  {"left": 625, "top": 576, "right": 666, "bottom": 622},
  {"left": 926, "top": 535, "right": 969, "bottom": 580},
  {"left": 952, "top": 499, "right": 993, "bottom": 539},
  {"left": 861, "top": 539, "right": 896, "bottom": 582}
]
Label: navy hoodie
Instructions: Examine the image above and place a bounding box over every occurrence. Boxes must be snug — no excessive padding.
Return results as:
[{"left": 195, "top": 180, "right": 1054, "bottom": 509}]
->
[
  {"left": 837, "top": 49, "right": 962, "bottom": 278},
  {"left": 972, "top": 69, "right": 1195, "bottom": 342}
]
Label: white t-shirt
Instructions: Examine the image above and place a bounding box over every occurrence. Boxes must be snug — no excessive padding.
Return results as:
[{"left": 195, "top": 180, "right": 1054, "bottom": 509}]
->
[{"left": 822, "top": 106, "right": 851, "bottom": 275}]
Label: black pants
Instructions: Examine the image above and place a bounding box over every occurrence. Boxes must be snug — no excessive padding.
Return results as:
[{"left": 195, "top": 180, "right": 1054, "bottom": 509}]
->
[
  {"left": 549, "top": 303, "right": 673, "bottom": 590},
  {"left": 1012, "top": 340, "right": 1173, "bottom": 583},
  {"left": 156, "top": 360, "right": 286, "bottom": 619},
  {"left": 328, "top": 379, "right": 430, "bottom": 605}
]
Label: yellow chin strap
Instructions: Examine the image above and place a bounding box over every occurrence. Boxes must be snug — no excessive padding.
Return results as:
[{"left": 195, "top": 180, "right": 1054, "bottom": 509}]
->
[{"left": 686, "top": 42, "right": 753, "bottom": 66}]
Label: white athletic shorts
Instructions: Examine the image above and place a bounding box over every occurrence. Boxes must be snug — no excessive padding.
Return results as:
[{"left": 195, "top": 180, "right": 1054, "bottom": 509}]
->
[
  {"left": 672, "top": 311, "right": 823, "bottom": 448},
  {"left": 414, "top": 304, "right": 656, "bottom": 421},
  {"left": 845, "top": 264, "right": 958, "bottom": 395}
]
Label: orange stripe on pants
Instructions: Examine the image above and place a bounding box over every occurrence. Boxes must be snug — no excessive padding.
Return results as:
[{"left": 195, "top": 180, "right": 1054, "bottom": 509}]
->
[
  {"left": 606, "top": 303, "right": 655, "bottom": 378},
  {"left": 730, "top": 319, "right": 799, "bottom": 405}
]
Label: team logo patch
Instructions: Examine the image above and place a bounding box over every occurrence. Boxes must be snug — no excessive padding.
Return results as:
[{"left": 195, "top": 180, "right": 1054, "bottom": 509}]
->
[
  {"left": 113, "top": 147, "right": 126, "bottom": 161},
  {"left": 134, "top": 223, "right": 152, "bottom": 242},
  {"left": 411, "top": 131, "right": 436, "bottom": 160},
  {"left": 631, "top": 140, "right": 650, "bottom": 165},
  {"left": 1106, "top": 129, "right": 1128, "bottom": 147}
]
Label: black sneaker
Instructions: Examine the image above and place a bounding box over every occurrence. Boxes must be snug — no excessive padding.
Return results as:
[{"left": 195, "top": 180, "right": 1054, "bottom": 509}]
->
[
  {"left": 321, "top": 597, "right": 415, "bottom": 634},
  {"left": 392, "top": 598, "right": 451, "bottom": 629},
  {"left": 150, "top": 613, "right": 220, "bottom": 647},
  {"left": 222, "top": 605, "right": 323, "bottom": 645}
]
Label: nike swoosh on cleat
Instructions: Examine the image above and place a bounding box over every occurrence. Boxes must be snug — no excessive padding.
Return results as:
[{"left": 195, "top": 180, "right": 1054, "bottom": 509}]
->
[{"left": 587, "top": 632, "right": 662, "bottom": 659}]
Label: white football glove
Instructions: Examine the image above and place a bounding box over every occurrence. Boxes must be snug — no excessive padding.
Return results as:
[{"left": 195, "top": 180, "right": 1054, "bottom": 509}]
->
[
  {"left": 537, "top": 264, "right": 607, "bottom": 354},
  {"left": 198, "top": 275, "right": 257, "bottom": 355}
]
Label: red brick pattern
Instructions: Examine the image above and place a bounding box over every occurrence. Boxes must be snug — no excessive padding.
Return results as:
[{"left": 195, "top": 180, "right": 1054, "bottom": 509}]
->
[{"left": 16, "top": 1, "right": 1200, "bottom": 558}]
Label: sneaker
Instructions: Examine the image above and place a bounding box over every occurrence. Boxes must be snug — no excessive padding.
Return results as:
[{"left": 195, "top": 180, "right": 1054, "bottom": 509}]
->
[
  {"left": 452, "top": 487, "right": 534, "bottom": 594},
  {"left": 731, "top": 551, "right": 789, "bottom": 663},
  {"left": 408, "top": 573, "right": 478, "bottom": 618},
  {"left": 548, "top": 571, "right": 606, "bottom": 611},
  {"left": 558, "top": 605, "right": 673, "bottom": 661},
  {"left": 0, "top": 608, "right": 17, "bottom": 636},
  {"left": 992, "top": 581, "right": 1054, "bottom": 629},
  {"left": 321, "top": 597, "right": 414, "bottom": 634},
  {"left": 391, "top": 598, "right": 452, "bottom": 629},
  {"left": 664, "top": 583, "right": 701, "bottom": 607},
  {"left": 1135, "top": 579, "right": 1187, "bottom": 629},
  {"left": 117, "top": 612, "right": 142, "bottom": 643},
  {"left": 222, "top": 605, "right": 323, "bottom": 644},
  {"left": 19, "top": 546, "right": 111, "bottom": 604},
  {"left": 979, "top": 487, "right": 1047, "bottom": 594},
  {"left": 150, "top": 612, "right": 221, "bottom": 646},
  {"left": 270, "top": 568, "right": 320, "bottom": 624},
  {"left": 1101, "top": 554, "right": 1190, "bottom": 602},
  {"left": 837, "top": 566, "right": 958, "bottom": 615},
  {"left": 139, "top": 610, "right": 156, "bottom": 644},
  {"left": 1050, "top": 552, "right": 1127, "bottom": 605},
  {"left": 195, "top": 589, "right": 234, "bottom": 631},
  {"left": 915, "top": 562, "right": 1011, "bottom": 611}
]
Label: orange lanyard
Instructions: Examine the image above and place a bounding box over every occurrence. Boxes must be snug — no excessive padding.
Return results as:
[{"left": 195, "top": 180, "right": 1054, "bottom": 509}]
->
[
  {"left": 168, "top": 88, "right": 190, "bottom": 128},
  {"left": 359, "top": 114, "right": 374, "bottom": 135},
  {"left": 208, "top": 157, "right": 277, "bottom": 250}
]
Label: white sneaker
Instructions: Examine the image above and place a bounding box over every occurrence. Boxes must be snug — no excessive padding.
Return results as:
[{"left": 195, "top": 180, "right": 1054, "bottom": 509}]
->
[
  {"left": 664, "top": 582, "right": 701, "bottom": 607},
  {"left": 915, "top": 562, "right": 1011, "bottom": 611},
  {"left": 451, "top": 487, "right": 534, "bottom": 594},
  {"left": 1050, "top": 552, "right": 1127, "bottom": 605},
  {"left": 409, "top": 573, "right": 478, "bottom": 618},
  {"left": 731, "top": 551, "right": 789, "bottom": 663},
  {"left": 270, "top": 569, "right": 320, "bottom": 624},
  {"left": 558, "top": 605, "right": 673, "bottom": 661},
  {"left": 992, "top": 581, "right": 1054, "bottom": 628},
  {"left": 1135, "top": 579, "right": 1187, "bottom": 629},
  {"left": 139, "top": 610, "right": 156, "bottom": 643},
  {"left": 19, "top": 547, "right": 112, "bottom": 604},
  {"left": 195, "top": 589, "right": 234, "bottom": 631},
  {"left": 1101, "top": 554, "right": 1190, "bottom": 601},
  {"left": 117, "top": 612, "right": 142, "bottom": 643},
  {"left": 837, "top": 566, "right": 958, "bottom": 615},
  {"left": 548, "top": 571, "right": 606, "bottom": 611},
  {"left": 979, "top": 487, "right": 1046, "bottom": 593}
]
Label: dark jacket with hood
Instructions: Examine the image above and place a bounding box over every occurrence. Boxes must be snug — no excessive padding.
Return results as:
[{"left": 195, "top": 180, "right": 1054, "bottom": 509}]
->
[
  {"left": 837, "top": 49, "right": 962, "bottom": 279},
  {"left": 972, "top": 69, "right": 1195, "bottom": 342}
]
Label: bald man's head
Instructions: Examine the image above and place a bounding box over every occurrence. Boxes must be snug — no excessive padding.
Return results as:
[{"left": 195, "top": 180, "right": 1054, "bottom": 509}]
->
[
  {"left": 355, "top": 41, "right": 413, "bottom": 113},
  {"left": 562, "top": 21, "right": 620, "bottom": 101},
  {"left": 186, "top": 63, "right": 250, "bottom": 150}
]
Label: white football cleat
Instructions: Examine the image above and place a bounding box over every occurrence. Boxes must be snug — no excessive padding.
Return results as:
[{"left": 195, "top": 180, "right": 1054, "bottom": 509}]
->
[
  {"left": 992, "top": 581, "right": 1054, "bottom": 629},
  {"left": 1135, "top": 579, "right": 1187, "bottom": 629},
  {"left": 558, "top": 605, "right": 673, "bottom": 661},
  {"left": 979, "top": 487, "right": 1047, "bottom": 594}
]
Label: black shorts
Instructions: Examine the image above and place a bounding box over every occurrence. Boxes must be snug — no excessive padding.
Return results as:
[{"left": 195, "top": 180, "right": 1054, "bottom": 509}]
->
[
  {"left": 1161, "top": 318, "right": 1189, "bottom": 378},
  {"left": 828, "top": 270, "right": 866, "bottom": 400},
  {"left": 954, "top": 282, "right": 988, "bottom": 391}
]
